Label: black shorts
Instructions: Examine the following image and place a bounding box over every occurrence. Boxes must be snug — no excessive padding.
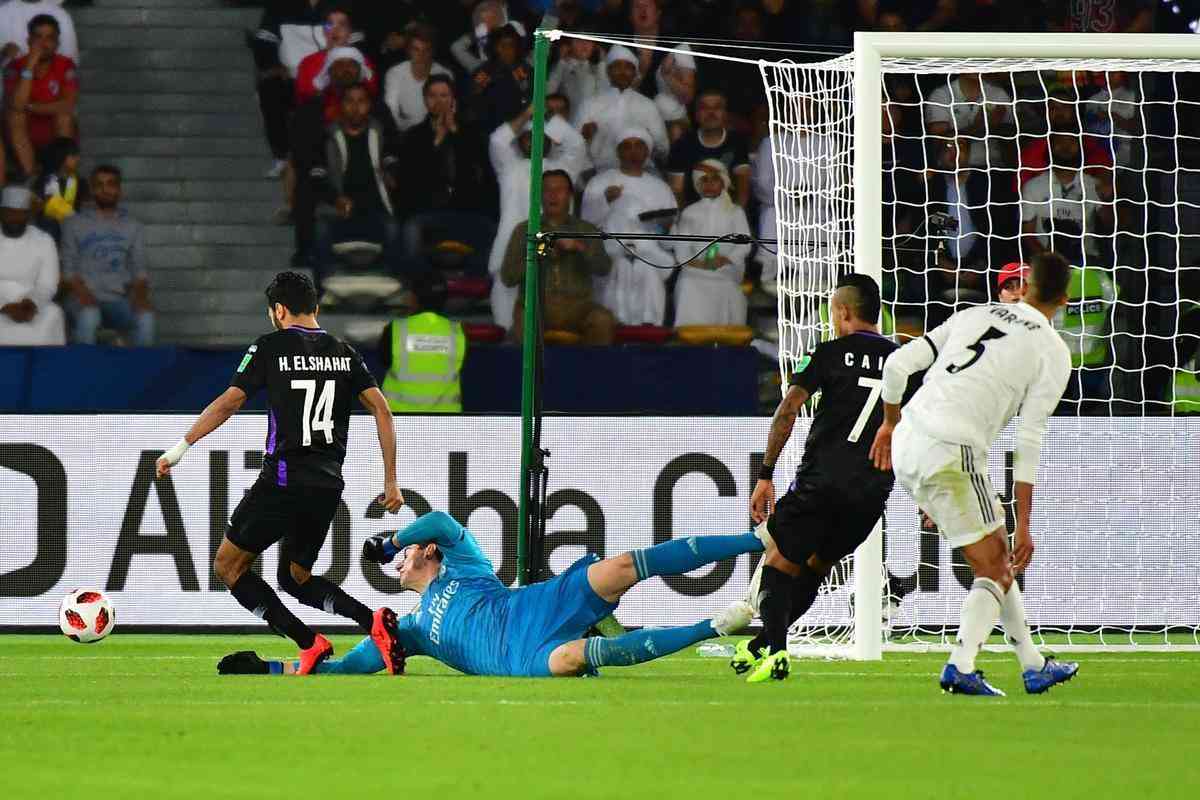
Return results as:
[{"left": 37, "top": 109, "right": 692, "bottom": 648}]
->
[
  {"left": 225, "top": 480, "right": 341, "bottom": 570},
  {"left": 766, "top": 477, "right": 890, "bottom": 567}
]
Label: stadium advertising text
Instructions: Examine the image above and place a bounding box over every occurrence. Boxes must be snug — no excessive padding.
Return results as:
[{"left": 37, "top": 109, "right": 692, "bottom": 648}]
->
[{"left": 1, "top": 417, "right": 1195, "bottom": 628}]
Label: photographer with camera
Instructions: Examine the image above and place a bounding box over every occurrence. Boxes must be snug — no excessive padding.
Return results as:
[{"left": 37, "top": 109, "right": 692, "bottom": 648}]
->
[{"left": 919, "top": 137, "right": 1019, "bottom": 320}]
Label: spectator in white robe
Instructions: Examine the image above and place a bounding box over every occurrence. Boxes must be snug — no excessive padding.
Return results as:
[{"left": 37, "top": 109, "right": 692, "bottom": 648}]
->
[
  {"left": 671, "top": 159, "right": 749, "bottom": 327},
  {"left": 752, "top": 124, "right": 834, "bottom": 297},
  {"left": 595, "top": 134, "right": 681, "bottom": 326},
  {"left": 580, "top": 125, "right": 675, "bottom": 227},
  {"left": 574, "top": 45, "right": 668, "bottom": 173},
  {"left": 653, "top": 46, "right": 696, "bottom": 144},
  {"left": 545, "top": 36, "right": 608, "bottom": 119},
  {"left": 592, "top": 191, "right": 676, "bottom": 326},
  {"left": 0, "top": 185, "right": 63, "bottom": 345},
  {"left": 487, "top": 104, "right": 587, "bottom": 329}
]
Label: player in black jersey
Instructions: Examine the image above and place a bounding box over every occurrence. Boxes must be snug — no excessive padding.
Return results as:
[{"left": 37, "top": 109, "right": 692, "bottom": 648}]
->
[
  {"left": 735, "top": 274, "right": 899, "bottom": 682},
  {"left": 155, "top": 272, "right": 405, "bottom": 674}
]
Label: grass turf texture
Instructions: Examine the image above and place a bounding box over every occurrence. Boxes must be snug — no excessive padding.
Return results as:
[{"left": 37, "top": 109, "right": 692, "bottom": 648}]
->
[{"left": 3, "top": 635, "right": 1199, "bottom": 799}]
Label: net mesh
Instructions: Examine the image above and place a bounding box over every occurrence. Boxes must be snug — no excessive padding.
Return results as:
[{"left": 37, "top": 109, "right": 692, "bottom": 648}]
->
[{"left": 761, "top": 54, "right": 1200, "bottom": 654}]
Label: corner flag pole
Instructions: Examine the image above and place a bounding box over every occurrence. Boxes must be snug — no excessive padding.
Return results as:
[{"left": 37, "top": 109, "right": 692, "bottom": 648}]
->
[{"left": 517, "top": 29, "right": 552, "bottom": 587}]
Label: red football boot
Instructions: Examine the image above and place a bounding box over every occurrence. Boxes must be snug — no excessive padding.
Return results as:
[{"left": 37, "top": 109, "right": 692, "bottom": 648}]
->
[
  {"left": 297, "top": 634, "right": 333, "bottom": 675},
  {"left": 371, "top": 607, "right": 406, "bottom": 675}
]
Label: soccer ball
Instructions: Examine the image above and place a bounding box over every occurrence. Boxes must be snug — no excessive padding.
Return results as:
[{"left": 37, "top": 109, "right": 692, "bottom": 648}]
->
[{"left": 59, "top": 589, "right": 116, "bottom": 643}]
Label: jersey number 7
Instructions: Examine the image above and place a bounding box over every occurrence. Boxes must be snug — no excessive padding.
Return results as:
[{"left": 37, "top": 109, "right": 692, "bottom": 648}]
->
[
  {"left": 291, "top": 379, "right": 336, "bottom": 446},
  {"left": 848, "top": 377, "right": 883, "bottom": 443},
  {"left": 946, "top": 326, "right": 1007, "bottom": 374}
]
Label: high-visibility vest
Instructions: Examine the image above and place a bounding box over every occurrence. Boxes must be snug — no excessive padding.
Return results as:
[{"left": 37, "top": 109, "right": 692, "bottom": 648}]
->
[
  {"left": 381, "top": 312, "right": 466, "bottom": 413},
  {"left": 1172, "top": 363, "right": 1200, "bottom": 414},
  {"left": 1054, "top": 266, "right": 1117, "bottom": 368}
]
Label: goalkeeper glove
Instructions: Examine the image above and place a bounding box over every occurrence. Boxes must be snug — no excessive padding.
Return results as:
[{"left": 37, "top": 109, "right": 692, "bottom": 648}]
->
[{"left": 363, "top": 533, "right": 399, "bottom": 564}]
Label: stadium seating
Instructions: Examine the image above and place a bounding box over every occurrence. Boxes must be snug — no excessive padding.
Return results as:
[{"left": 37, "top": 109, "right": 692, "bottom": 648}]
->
[{"left": 77, "top": 0, "right": 294, "bottom": 346}]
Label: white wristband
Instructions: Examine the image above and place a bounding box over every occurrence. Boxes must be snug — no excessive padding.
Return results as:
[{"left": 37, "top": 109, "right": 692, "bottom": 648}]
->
[{"left": 162, "top": 438, "right": 190, "bottom": 467}]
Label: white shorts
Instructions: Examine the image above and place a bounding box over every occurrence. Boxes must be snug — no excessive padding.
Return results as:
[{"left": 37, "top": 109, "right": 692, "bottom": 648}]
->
[{"left": 892, "top": 419, "right": 1005, "bottom": 549}]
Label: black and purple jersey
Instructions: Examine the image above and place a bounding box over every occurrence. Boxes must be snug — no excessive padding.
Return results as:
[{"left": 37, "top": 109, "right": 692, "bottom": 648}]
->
[{"left": 230, "top": 325, "right": 376, "bottom": 490}]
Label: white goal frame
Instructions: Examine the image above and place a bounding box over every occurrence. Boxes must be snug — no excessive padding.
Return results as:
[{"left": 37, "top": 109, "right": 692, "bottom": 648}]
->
[{"left": 847, "top": 32, "right": 1200, "bottom": 660}]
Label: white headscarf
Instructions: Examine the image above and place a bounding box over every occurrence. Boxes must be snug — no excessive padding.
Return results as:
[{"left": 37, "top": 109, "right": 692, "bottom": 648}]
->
[
  {"left": 616, "top": 125, "right": 651, "bottom": 152},
  {"left": 655, "top": 45, "right": 694, "bottom": 122},
  {"left": 692, "top": 158, "right": 734, "bottom": 207},
  {"left": 313, "top": 47, "right": 373, "bottom": 92},
  {"left": 606, "top": 45, "right": 637, "bottom": 69}
]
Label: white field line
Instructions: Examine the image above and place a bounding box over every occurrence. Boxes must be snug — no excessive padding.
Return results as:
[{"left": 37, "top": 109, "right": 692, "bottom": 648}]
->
[{"left": 1, "top": 697, "right": 1195, "bottom": 710}]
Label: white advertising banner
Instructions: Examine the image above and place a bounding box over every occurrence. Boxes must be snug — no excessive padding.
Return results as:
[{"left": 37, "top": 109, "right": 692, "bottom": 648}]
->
[{"left": 1, "top": 415, "right": 1197, "bottom": 630}]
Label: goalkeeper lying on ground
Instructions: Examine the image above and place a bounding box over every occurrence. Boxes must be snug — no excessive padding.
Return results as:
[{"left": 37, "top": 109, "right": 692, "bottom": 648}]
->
[{"left": 219, "top": 511, "right": 762, "bottom": 677}]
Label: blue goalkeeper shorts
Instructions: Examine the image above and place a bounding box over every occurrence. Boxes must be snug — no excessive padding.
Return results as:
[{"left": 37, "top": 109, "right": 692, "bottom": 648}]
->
[{"left": 504, "top": 553, "right": 618, "bottom": 677}]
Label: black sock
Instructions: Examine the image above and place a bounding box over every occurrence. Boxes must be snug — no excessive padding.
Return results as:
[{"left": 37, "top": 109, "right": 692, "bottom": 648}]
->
[
  {"left": 758, "top": 566, "right": 794, "bottom": 654},
  {"left": 230, "top": 571, "right": 316, "bottom": 649},
  {"left": 284, "top": 573, "right": 374, "bottom": 632},
  {"left": 788, "top": 562, "right": 822, "bottom": 625}
]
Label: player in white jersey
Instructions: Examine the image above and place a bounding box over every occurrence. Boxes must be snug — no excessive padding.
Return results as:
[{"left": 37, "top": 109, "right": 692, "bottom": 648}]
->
[{"left": 870, "top": 251, "right": 1080, "bottom": 696}]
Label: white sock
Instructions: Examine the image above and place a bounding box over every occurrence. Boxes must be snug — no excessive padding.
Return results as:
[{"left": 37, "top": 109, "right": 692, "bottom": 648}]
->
[
  {"left": 999, "top": 582, "right": 1045, "bottom": 672},
  {"left": 948, "top": 577, "right": 1004, "bottom": 674}
]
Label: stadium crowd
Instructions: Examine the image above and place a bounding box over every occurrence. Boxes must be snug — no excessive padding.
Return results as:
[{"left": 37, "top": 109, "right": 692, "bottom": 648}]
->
[{"left": 0, "top": 0, "right": 1196, "bottom": 413}]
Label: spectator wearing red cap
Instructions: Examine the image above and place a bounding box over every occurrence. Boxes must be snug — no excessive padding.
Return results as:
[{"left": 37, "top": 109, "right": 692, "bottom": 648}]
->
[
  {"left": 996, "top": 261, "right": 1030, "bottom": 304},
  {"left": 294, "top": 7, "right": 376, "bottom": 108}
]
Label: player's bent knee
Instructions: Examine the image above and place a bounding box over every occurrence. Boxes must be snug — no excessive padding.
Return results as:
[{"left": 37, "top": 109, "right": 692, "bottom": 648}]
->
[
  {"left": 548, "top": 640, "right": 588, "bottom": 677},
  {"left": 588, "top": 553, "right": 636, "bottom": 603},
  {"left": 213, "top": 539, "right": 254, "bottom": 587},
  {"left": 806, "top": 554, "right": 833, "bottom": 578},
  {"left": 765, "top": 548, "right": 804, "bottom": 577},
  {"left": 288, "top": 562, "right": 311, "bottom": 586}
]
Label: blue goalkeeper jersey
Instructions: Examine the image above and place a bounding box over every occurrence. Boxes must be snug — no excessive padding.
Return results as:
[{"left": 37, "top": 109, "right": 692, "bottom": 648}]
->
[{"left": 389, "top": 511, "right": 517, "bottom": 676}]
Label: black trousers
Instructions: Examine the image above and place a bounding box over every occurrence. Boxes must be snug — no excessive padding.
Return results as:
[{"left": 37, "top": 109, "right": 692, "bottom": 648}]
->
[{"left": 257, "top": 75, "right": 295, "bottom": 159}]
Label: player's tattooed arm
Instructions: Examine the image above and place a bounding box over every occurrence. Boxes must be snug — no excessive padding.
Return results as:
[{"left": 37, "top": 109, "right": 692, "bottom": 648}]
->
[
  {"left": 752, "top": 385, "right": 809, "bottom": 523},
  {"left": 763, "top": 385, "right": 810, "bottom": 471}
]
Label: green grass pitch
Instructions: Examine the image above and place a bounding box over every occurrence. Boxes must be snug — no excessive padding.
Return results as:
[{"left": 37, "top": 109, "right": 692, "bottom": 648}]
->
[{"left": 3, "top": 634, "right": 1199, "bottom": 799}]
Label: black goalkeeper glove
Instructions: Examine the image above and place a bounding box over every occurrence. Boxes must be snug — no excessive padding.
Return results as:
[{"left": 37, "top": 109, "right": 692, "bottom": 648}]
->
[
  {"left": 363, "top": 533, "right": 398, "bottom": 564},
  {"left": 217, "top": 651, "right": 272, "bottom": 675}
]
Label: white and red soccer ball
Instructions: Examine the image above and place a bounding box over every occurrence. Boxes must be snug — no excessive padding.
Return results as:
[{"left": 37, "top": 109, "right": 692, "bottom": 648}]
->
[{"left": 59, "top": 589, "right": 116, "bottom": 643}]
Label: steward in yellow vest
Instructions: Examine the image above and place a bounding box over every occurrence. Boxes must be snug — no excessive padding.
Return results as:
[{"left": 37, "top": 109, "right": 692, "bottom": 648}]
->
[
  {"left": 379, "top": 275, "right": 466, "bottom": 412},
  {"left": 1169, "top": 300, "right": 1200, "bottom": 414}
]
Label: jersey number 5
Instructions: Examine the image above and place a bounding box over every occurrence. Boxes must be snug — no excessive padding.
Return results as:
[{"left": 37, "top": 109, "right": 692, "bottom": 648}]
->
[
  {"left": 946, "top": 326, "right": 1007, "bottom": 374},
  {"left": 291, "top": 379, "right": 335, "bottom": 446},
  {"left": 848, "top": 377, "right": 883, "bottom": 443}
]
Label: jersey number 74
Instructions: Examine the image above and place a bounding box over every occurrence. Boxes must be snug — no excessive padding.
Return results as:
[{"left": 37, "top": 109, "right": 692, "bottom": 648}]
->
[{"left": 291, "top": 379, "right": 336, "bottom": 445}]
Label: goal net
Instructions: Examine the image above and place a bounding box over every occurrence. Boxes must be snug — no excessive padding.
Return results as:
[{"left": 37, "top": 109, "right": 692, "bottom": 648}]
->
[
  {"left": 542, "top": 30, "right": 1200, "bottom": 656},
  {"left": 764, "top": 34, "right": 1200, "bottom": 655}
]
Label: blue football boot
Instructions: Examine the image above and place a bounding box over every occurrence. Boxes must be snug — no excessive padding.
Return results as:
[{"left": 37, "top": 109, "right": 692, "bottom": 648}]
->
[
  {"left": 939, "top": 663, "right": 1006, "bottom": 696},
  {"left": 1022, "top": 657, "right": 1079, "bottom": 694}
]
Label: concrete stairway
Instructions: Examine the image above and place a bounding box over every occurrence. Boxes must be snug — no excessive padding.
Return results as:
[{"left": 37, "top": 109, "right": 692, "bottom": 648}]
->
[{"left": 75, "top": 0, "right": 291, "bottom": 346}]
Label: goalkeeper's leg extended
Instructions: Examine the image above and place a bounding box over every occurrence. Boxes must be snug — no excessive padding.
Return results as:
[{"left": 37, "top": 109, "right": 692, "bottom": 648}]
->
[
  {"left": 545, "top": 529, "right": 768, "bottom": 677},
  {"left": 218, "top": 636, "right": 391, "bottom": 676}
]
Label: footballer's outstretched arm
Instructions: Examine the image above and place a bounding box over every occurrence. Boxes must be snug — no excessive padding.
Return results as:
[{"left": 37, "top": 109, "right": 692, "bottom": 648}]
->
[
  {"left": 359, "top": 386, "right": 404, "bottom": 513},
  {"left": 155, "top": 387, "right": 247, "bottom": 478},
  {"left": 870, "top": 327, "right": 947, "bottom": 470},
  {"left": 750, "top": 384, "right": 809, "bottom": 523},
  {"left": 363, "top": 510, "right": 494, "bottom": 573}
]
